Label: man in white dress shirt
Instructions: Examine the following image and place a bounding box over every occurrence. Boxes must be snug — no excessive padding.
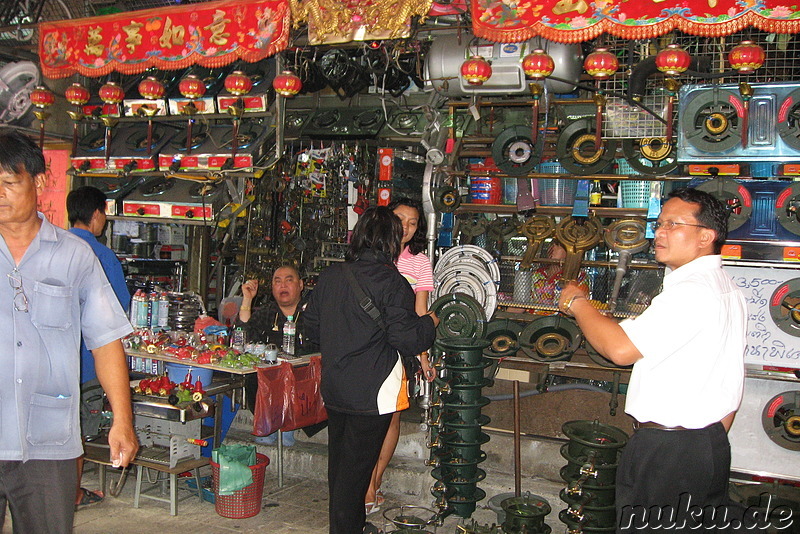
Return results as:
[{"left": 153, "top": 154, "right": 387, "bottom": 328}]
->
[{"left": 559, "top": 187, "right": 747, "bottom": 532}]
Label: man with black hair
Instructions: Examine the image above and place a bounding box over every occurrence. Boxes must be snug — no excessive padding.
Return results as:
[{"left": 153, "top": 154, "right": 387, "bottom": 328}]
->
[
  {"left": 67, "top": 185, "right": 131, "bottom": 509},
  {"left": 236, "top": 263, "right": 317, "bottom": 446},
  {"left": 558, "top": 188, "right": 747, "bottom": 532},
  {"left": 0, "top": 130, "right": 137, "bottom": 534}
]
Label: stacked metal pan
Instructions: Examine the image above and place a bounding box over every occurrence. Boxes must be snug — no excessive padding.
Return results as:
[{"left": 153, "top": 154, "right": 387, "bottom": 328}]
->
[
  {"left": 558, "top": 420, "right": 628, "bottom": 533},
  {"left": 427, "top": 337, "right": 492, "bottom": 518},
  {"left": 431, "top": 245, "right": 500, "bottom": 321}
]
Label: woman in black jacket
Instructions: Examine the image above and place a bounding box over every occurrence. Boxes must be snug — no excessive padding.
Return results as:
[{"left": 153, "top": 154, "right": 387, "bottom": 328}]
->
[{"left": 304, "top": 206, "right": 438, "bottom": 534}]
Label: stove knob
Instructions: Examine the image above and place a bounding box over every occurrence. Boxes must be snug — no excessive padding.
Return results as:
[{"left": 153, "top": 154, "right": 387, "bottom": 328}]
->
[
  {"left": 136, "top": 207, "right": 145, "bottom": 216},
  {"left": 185, "top": 209, "right": 194, "bottom": 219}
]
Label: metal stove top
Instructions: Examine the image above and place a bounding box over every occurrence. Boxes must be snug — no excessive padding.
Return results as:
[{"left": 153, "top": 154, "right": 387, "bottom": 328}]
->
[
  {"left": 158, "top": 121, "right": 270, "bottom": 171},
  {"left": 122, "top": 177, "right": 226, "bottom": 220},
  {"left": 71, "top": 124, "right": 177, "bottom": 172}
]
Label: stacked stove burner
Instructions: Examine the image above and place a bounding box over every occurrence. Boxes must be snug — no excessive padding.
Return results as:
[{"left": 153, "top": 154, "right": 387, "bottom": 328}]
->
[
  {"left": 500, "top": 494, "right": 552, "bottom": 534},
  {"left": 559, "top": 420, "right": 628, "bottom": 533},
  {"left": 427, "top": 337, "right": 492, "bottom": 519}
]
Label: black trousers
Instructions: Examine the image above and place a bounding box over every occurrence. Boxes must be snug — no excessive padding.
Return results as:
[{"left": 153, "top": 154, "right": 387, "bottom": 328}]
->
[
  {"left": 0, "top": 459, "right": 77, "bottom": 534},
  {"left": 616, "top": 422, "right": 733, "bottom": 533},
  {"left": 327, "top": 408, "right": 392, "bottom": 534}
]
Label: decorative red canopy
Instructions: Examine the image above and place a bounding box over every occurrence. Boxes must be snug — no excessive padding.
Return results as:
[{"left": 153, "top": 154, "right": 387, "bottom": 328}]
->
[
  {"left": 39, "top": 0, "right": 290, "bottom": 79},
  {"left": 471, "top": 0, "right": 800, "bottom": 43}
]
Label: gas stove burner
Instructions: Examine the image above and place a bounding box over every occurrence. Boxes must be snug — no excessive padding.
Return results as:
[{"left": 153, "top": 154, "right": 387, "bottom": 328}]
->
[
  {"left": 125, "top": 124, "right": 167, "bottom": 152},
  {"left": 221, "top": 123, "right": 258, "bottom": 150},
  {"left": 170, "top": 129, "right": 208, "bottom": 152},
  {"left": 92, "top": 176, "right": 142, "bottom": 199},
  {"left": 286, "top": 113, "right": 307, "bottom": 129},
  {"left": 313, "top": 110, "right": 340, "bottom": 129},
  {"left": 80, "top": 129, "right": 106, "bottom": 152},
  {"left": 354, "top": 109, "right": 381, "bottom": 128},
  {"left": 682, "top": 89, "right": 742, "bottom": 154},
  {"left": 189, "top": 182, "right": 219, "bottom": 199},
  {"left": 395, "top": 113, "right": 417, "bottom": 129},
  {"left": 141, "top": 177, "right": 175, "bottom": 197},
  {"left": 620, "top": 137, "right": 678, "bottom": 176}
]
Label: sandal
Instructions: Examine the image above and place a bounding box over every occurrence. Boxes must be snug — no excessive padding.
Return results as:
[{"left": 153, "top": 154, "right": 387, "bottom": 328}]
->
[
  {"left": 75, "top": 488, "right": 104, "bottom": 511},
  {"left": 376, "top": 488, "right": 385, "bottom": 507},
  {"left": 365, "top": 501, "right": 381, "bottom": 515}
]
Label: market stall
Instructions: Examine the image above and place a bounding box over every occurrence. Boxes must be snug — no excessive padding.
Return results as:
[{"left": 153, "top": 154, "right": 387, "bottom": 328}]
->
[{"left": 1, "top": 0, "right": 797, "bottom": 526}]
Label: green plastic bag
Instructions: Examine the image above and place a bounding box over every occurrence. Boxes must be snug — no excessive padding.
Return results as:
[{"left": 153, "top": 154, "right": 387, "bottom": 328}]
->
[{"left": 212, "top": 444, "right": 256, "bottom": 495}]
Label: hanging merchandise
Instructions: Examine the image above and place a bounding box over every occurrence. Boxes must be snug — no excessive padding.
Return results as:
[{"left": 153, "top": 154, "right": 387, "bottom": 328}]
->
[
  {"left": 377, "top": 148, "right": 393, "bottom": 206},
  {"left": 295, "top": 147, "right": 330, "bottom": 198}
]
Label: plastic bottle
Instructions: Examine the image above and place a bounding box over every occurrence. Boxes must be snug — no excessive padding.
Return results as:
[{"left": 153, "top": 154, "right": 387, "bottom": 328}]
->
[
  {"left": 135, "top": 290, "right": 149, "bottom": 328},
  {"left": 590, "top": 180, "right": 603, "bottom": 206},
  {"left": 158, "top": 293, "right": 170, "bottom": 330},
  {"left": 231, "top": 326, "right": 246, "bottom": 351},
  {"left": 148, "top": 292, "right": 159, "bottom": 329},
  {"left": 129, "top": 290, "right": 140, "bottom": 326},
  {"left": 282, "top": 315, "right": 296, "bottom": 356}
]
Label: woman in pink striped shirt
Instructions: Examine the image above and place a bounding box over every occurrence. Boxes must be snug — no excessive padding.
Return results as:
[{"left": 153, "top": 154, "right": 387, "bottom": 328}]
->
[{"left": 365, "top": 197, "right": 435, "bottom": 515}]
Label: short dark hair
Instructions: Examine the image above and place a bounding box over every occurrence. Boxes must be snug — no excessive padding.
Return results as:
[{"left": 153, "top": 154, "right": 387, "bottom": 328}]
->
[
  {"left": 668, "top": 187, "right": 729, "bottom": 253},
  {"left": 388, "top": 197, "right": 427, "bottom": 255},
  {"left": 0, "top": 129, "right": 46, "bottom": 179},
  {"left": 346, "top": 206, "right": 403, "bottom": 262},
  {"left": 273, "top": 262, "right": 301, "bottom": 280},
  {"left": 67, "top": 186, "right": 107, "bottom": 226}
]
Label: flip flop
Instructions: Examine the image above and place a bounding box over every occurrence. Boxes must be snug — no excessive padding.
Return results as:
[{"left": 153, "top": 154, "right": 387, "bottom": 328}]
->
[
  {"left": 365, "top": 501, "right": 381, "bottom": 515},
  {"left": 75, "top": 488, "right": 104, "bottom": 511},
  {"left": 376, "top": 488, "right": 385, "bottom": 506}
]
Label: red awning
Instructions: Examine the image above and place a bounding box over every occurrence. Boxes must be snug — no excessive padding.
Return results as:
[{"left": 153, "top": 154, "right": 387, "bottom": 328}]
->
[
  {"left": 471, "top": 0, "right": 800, "bottom": 43},
  {"left": 39, "top": 0, "right": 290, "bottom": 79}
]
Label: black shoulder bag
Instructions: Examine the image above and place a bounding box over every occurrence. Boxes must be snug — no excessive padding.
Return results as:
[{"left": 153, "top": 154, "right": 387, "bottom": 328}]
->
[{"left": 342, "top": 264, "right": 421, "bottom": 380}]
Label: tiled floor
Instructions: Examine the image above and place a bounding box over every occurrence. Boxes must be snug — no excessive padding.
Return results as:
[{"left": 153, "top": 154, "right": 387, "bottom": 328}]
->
[{"left": 3, "top": 460, "right": 503, "bottom": 534}]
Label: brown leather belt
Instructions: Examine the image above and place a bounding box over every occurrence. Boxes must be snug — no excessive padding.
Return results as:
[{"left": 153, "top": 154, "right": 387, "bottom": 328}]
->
[{"left": 633, "top": 420, "right": 689, "bottom": 431}]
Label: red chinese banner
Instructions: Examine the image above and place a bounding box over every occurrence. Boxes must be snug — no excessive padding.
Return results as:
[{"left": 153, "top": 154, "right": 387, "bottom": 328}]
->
[
  {"left": 472, "top": 0, "right": 800, "bottom": 43},
  {"left": 39, "top": 0, "right": 290, "bottom": 79},
  {"left": 39, "top": 149, "right": 71, "bottom": 228}
]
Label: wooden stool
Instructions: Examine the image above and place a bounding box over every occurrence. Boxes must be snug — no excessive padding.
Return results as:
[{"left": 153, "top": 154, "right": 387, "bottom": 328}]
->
[{"left": 133, "top": 456, "right": 210, "bottom": 516}]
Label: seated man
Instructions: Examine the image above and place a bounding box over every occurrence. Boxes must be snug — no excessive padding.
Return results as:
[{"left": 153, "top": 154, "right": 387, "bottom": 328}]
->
[{"left": 236, "top": 264, "right": 317, "bottom": 445}]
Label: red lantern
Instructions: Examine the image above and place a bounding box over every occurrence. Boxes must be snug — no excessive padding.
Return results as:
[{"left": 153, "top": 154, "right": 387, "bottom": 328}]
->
[
  {"left": 655, "top": 44, "right": 691, "bottom": 76},
  {"left": 178, "top": 75, "right": 207, "bottom": 99},
  {"left": 138, "top": 76, "right": 165, "bottom": 100},
  {"left": 64, "top": 83, "right": 90, "bottom": 106},
  {"left": 728, "top": 41, "right": 765, "bottom": 73},
  {"left": 224, "top": 71, "right": 253, "bottom": 96},
  {"left": 584, "top": 48, "right": 618, "bottom": 80},
  {"left": 273, "top": 70, "right": 302, "bottom": 97},
  {"left": 522, "top": 49, "right": 555, "bottom": 79},
  {"left": 99, "top": 81, "right": 124, "bottom": 104},
  {"left": 460, "top": 56, "right": 492, "bottom": 86},
  {"left": 31, "top": 86, "right": 55, "bottom": 108}
]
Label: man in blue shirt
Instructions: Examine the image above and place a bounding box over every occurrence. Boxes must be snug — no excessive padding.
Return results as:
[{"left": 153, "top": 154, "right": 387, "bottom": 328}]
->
[
  {"left": 67, "top": 185, "right": 132, "bottom": 509},
  {"left": 0, "top": 130, "right": 138, "bottom": 534}
]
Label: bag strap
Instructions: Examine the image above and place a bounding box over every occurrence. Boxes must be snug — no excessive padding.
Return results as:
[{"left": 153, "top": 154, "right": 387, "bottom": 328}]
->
[{"left": 343, "top": 263, "right": 387, "bottom": 332}]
